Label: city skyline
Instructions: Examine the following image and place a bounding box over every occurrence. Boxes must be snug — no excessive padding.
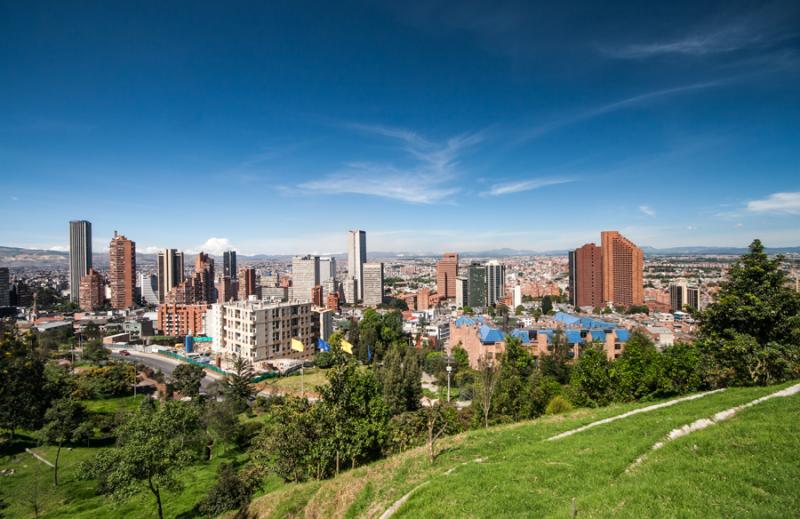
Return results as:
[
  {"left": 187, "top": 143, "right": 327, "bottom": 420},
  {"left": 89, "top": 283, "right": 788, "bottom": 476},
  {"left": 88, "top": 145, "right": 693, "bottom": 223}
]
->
[{"left": 2, "top": 2, "right": 799, "bottom": 254}]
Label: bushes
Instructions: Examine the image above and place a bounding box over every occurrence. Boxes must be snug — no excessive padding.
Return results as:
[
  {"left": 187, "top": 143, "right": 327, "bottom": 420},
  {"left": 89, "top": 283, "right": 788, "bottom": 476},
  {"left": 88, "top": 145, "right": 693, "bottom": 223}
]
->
[
  {"left": 545, "top": 395, "right": 573, "bottom": 415},
  {"left": 568, "top": 348, "right": 612, "bottom": 407},
  {"left": 74, "top": 362, "right": 135, "bottom": 399},
  {"left": 198, "top": 462, "right": 258, "bottom": 517}
]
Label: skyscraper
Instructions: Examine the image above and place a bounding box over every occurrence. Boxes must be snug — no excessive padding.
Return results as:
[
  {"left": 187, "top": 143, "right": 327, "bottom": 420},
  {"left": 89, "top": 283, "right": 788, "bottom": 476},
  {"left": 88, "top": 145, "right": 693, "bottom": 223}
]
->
[
  {"left": 486, "top": 260, "right": 506, "bottom": 306},
  {"left": 69, "top": 220, "right": 92, "bottom": 303},
  {"left": 157, "top": 249, "right": 184, "bottom": 303},
  {"left": 138, "top": 274, "right": 159, "bottom": 306},
  {"left": 362, "top": 262, "right": 384, "bottom": 307},
  {"left": 319, "top": 257, "right": 336, "bottom": 283},
  {"left": 436, "top": 252, "right": 459, "bottom": 299},
  {"left": 455, "top": 276, "right": 468, "bottom": 308},
  {"left": 292, "top": 255, "right": 320, "bottom": 302},
  {"left": 223, "top": 250, "right": 237, "bottom": 280},
  {"left": 570, "top": 243, "right": 603, "bottom": 308},
  {"left": 79, "top": 268, "right": 104, "bottom": 311},
  {"left": 347, "top": 230, "right": 367, "bottom": 301},
  {"left": 601, "top": 231, "right": 644, "bottom": 307},
  {"left": 108, "top": 232, "right": 136, "bottom": 310},
  {"left": 669, "top": 280, "right": 700, "bottom": 312},
  {"left": 467, "top": 263, "right": 487, "bottom": 308},
  {"left": 0, "top": 267, "right": 9, "bottom": 307},
  {"left": 194, "top": 252, "right": 216, "bottom": 303},
  {"left": 238, "top": 267, "right": 257, "bottom": 300}
]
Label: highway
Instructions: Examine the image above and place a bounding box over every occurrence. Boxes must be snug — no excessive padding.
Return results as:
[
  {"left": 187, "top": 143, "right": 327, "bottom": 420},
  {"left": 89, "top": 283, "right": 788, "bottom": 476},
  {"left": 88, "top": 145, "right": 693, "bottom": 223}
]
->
[{"left": 111, "top": 350, "right": 222, "bottom": 390}]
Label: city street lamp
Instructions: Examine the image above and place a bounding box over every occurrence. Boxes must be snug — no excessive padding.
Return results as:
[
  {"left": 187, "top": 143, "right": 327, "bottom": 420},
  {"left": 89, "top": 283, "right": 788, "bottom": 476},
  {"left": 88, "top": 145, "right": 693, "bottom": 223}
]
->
[{"left": 446, "top": 364, "right": 453, "bottom": 402}]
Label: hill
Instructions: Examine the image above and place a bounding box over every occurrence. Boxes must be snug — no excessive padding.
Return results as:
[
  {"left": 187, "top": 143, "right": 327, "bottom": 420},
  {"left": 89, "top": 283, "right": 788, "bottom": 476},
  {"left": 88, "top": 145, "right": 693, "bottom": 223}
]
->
[{"left": 246, "top": 382, "right": 800, "bottom": 518}]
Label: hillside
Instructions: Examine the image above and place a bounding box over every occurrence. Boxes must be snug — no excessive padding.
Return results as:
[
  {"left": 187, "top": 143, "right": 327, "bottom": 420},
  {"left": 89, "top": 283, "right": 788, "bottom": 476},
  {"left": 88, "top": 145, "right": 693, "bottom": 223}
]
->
[{"left": 246, "top": 382, "right": 800, "bottom": 518}]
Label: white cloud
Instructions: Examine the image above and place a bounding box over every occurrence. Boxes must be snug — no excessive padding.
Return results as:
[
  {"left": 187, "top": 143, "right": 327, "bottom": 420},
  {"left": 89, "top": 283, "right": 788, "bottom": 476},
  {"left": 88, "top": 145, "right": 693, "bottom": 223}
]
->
[
  {"left": 48, "top": 245, "right": 68, "bottom": 252},
  {"left": 188, "top": 237, "right": 234, "bottom": 256},
  {"left": 746, "top": 192, "right": 800, "bottom": 215},
  {"left": 140, "top": 246, "right": 164, "bottom": 254},
  {"left": 687, "top": 225, "right": 697, "bottom": 231},
  {"left": 639, "top": 205, "right": 656, "bottom": 217},
  {"left": 487, "top": 177, "right": 574, "bottom": 196},
  {"left": 297, "top": 125, "right": 485, "bottom": 204}
]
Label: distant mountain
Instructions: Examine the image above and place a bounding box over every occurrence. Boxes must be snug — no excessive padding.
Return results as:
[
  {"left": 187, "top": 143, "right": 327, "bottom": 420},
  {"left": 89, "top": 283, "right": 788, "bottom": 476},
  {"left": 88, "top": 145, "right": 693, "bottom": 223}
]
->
[{"left": 2, "top": 244, "right": 799, "bottom": 268}]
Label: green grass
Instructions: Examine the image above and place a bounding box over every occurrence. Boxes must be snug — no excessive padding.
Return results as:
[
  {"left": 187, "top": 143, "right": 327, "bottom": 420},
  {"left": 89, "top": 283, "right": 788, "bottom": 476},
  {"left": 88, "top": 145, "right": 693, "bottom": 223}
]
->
[
  {"left": 81, "top": 395, "right": 141, "bottom": 415},
  {"left": 244, "top": 382, "right": 800, "bottom": 518},
  {"left": 262, "top": 368, "right": 329, "bottom": 394}
]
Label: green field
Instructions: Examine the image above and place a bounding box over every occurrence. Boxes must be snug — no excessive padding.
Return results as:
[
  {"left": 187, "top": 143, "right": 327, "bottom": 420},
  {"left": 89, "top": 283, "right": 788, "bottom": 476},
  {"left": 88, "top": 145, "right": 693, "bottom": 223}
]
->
[
  {"left": 261, "top": 368, "right": 329, "bottom": 394},
  {"left": 246, "top": 382, "right": 800, "bottom": 518}
]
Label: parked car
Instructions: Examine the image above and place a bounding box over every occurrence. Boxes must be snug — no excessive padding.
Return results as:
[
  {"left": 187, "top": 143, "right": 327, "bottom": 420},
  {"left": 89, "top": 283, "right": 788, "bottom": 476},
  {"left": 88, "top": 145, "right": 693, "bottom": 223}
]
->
[{"left": 119, "top": 350, "right": 131, "bottom": 356}]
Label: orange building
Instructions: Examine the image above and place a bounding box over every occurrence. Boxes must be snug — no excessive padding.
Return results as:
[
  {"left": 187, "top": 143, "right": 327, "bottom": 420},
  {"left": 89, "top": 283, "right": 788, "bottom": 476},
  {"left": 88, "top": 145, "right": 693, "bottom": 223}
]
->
[
  {"left": 157, "top": 303, "right": 208, "bottom": 336},
  {"left": 194, "top": 252, "right": 215, "bottom": 303},
  {"left": 436, "top": 252, "right": 459, "bottom": 299},
  {"left": 79, "top": 268, "right": 105, "bottom": 312},
  {"left": 573, "top": 243, "right": 602, "bottom": 308},
  {"left": 312, "top": 285, "right": 324, "bottom": 306},
  {"left": 238, "top": 267, "right": 257, "bottom": 300},
  {"left": 108, "top": 232, "right": 136, "bottom": 309},
  {"left": 326, "top": 292, "right": 340, "bottom": 312},
  {"left": 601, "top": 231, "right": 644, "bottom": 307}
]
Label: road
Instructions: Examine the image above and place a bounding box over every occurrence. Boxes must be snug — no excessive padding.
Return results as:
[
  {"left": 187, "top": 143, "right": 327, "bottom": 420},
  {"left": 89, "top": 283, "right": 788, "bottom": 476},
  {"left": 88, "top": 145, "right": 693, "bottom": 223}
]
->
[{"left": 111, "top": 351, "right": 222, "bottom": 389}]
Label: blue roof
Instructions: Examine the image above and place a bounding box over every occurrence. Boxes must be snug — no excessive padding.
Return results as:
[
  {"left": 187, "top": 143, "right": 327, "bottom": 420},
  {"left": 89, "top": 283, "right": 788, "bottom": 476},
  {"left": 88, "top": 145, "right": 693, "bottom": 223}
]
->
[
  {"left": 554, "top": 311, "right": 615, "bottom": 330},
  {"left": 510, "top": 329, "right": 532, "bottom": 344},
  {"left": 615, "top": 329, "right": 631, "bottom": 342},
  {"left": 479, "top": 325, "right": 505, "bottom": 344},
  {"left": 455, "top": 316, "right": 486, "bottom": 327},
  {"left": 565, "top": 330, "right": 583, "bottom": 344}
]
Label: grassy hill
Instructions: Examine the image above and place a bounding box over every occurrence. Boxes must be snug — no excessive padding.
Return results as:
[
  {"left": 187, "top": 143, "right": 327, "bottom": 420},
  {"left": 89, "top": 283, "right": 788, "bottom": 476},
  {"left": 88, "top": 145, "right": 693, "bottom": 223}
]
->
[{"left": 246, "top": 382, "right": 800, "bottom": 518}]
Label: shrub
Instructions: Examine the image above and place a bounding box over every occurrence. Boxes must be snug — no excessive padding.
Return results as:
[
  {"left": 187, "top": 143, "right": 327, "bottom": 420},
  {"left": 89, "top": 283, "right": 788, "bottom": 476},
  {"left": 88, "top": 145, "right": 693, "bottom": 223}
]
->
[{"left": 545, "top": 395, "right": 573, "bottom": 415}]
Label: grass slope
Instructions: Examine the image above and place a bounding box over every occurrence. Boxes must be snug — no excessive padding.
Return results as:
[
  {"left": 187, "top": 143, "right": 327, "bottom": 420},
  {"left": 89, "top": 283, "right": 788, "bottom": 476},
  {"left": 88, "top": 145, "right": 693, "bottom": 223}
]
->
[{"left": 247, "top": 382, "right": 800, "bottom": 518}]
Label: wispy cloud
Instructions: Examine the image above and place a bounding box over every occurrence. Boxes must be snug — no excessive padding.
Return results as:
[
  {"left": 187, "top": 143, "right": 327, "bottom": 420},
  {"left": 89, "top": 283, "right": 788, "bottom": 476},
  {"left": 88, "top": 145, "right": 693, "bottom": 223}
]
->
[
  {"left": 487, "top": 177, "right": 574, "bottom": 196},
  {"left": 297, "top": 124, "right": 486, "bottom": 204},
  {"left": 746, "top": 192, "right": 800, "bottom": 215},
  {"left": 639, "top": 205, "right": 656, "bottom": 217},
  {"left": 188, "top": 237, "right": 235, "bottom": 256},
  {"left": 516, "top": 81, "right": 725, "bottom": 143}
]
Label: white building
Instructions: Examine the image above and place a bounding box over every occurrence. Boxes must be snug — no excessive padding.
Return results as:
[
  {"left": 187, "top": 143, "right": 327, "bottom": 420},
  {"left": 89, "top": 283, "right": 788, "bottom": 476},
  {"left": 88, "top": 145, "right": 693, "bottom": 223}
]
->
[
  {"left": 342, "top": 276, "right": 358, "bottom": 305},
  {"left": 512, "top": 285, "right": 522, "bottom": 309},
  {"left": 347, "top": 230, "right": 367, "bottom": 301},
  {"left": 455, "top": 276, "right": 468, "bottom": 308},
  {"left": 320, "top": 257, "right": 336, "bottom": 283},
  {"left": 138, "top": 273, "right": 159, "bottom": 306},
  {"left": 486, "top": 260, "right": 506, "bottom": 306},
  {"left": 316, "top": 308, "right": 334, "bottom": 341},
  {"left": 207, "top": 300, "right": 315, "bottom": 366},
  {"left": 362, "top": 262, "right": 384, "bottom": 307},
  {"left": 291, "top": 255, "right": 320, "bottom": 303}
]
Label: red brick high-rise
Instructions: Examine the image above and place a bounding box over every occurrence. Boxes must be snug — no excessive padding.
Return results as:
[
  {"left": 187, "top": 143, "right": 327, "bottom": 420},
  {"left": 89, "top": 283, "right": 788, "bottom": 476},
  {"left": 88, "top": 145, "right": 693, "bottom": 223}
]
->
[
  {"left": 193, "top": 252, "right": 215, "bottom": 303},
  {"left": 108, "top": 232, "right": 136, "bottom": 309},
  {"left": 312, "top": 285, "right": 324, "bottom": 307},
  {"left": 573, "top": 243, "right": 602, "bottom": 308},
  {"left": 79, "top": 268, "right": 105, "bottom": 312},
  {"left": 601, "top": 231, "right": 644, "bottom": 307},
  {"left": 238, "top": 267, "right": 257, "bottom": 300},
  {"left": 436, "top": 253, "right": 459, "bottom": 299}
]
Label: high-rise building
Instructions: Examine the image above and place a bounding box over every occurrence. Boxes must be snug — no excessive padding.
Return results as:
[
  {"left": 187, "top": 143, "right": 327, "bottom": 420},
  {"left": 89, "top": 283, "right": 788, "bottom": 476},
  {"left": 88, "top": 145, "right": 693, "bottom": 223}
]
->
[
  {"left": 292, "top": 255, "right": 320, "bottom": 302},
  {"left": 342, "top": 276, "right": 357, "bottom": 305},
  {"left": 455, "top": 276, "right": 468, "bottom": 308},
  {"left": 138, "top": 274, "right": 159, "bottom": 306},
  {"left": 512, "top": 285, "right": 522, "bottom": 309},
  {"left": 194, "top": 252, "right": 216, "bottom": 303},
  {"left": 316, "top": 308, "right": 334, "bottom": 341},
  {"left": 467, "top": 264, "right": 487, "bottom": 308},
  {"left": 570, "top": 243, "right": 603, "bottom": 308},
  {"left": 158, "top": 303, "right": 208, "bottom": 336},
  {"left": 223, "top": 250, "right": 237, "bottom": 280},
  {"left": 486, "top": 260, "right": 506, "bottom": 307},
  {"left": 601, "top": 231, "right": 644, "bottom": 307},
  {"left": 326, "top": 292, "right": 341, "bottom": 312},
  {"left": 238, "top": 267, "right": 257, "bottom": 300},
  {"left": 687, "top": 287, "right": 700, "bottom": 311},
  {"left": 79, "top": 268, "right": 104, "bottom": 311},
  {"left": 669, "top": 280, "right": 700, "bottom": 312},
  {"left": 347, "top": 230, "right": 367, "bottom": 301},
  {"left": 157, "top": 249, "right": 184, "bottom": 303},
  {"left": 108, "top": 232, "right": 136, "bottom": 310},
  {"left": 362, "top": 262, "right": 384, "bottom": 307},
  {"left": 312, "top": 285, "right": 324, "bottom": 307},
  {"left": 320, "top": 257, "right": 336, "bottom": 283},
  {"left": 436, "top": 252, "right": 459, "bottom": 299},
  {"left": 216, "top": 274, "right": 234, "bottom": 303},
  {"left": 69, "top": 220, "right": 92, "bottom": 303},
  {"left": 165, "top": 280, "right": 195, "bottom": 305},
  {"left": 0, "top": 267, "right": 9, "bottom": 307}
]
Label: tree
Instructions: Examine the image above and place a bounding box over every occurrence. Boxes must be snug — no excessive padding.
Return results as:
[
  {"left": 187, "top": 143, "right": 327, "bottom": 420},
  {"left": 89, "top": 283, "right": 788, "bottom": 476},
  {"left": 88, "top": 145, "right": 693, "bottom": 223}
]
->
[
  {"left": 541, "top": 295, "right": 553, "bottom": 315},
  {"left": 569, "top": 347, "right": 612, "bottom": 407},
  {"left": 81, "top": 340, "right": 109, "bottom": 363},
  {"left": 462, "top": 305, "right": 474, "bottom": 315},
  {"left": 204, "top": 399, "right": 242, "bottom": 457},
  {"left": 515, "top": 305, "right": 525, "bottom": 316},
  {"left": 224, "top": 356, "right": 256, "bottom": 412},
  {"left": 492, "top": 336, "right": 536, "bottom": 421},
  {"left": 0, "top": 332, "right": 49, "bottom": 439},
  {"left": 172, "top": 363, "right": 205, "bottom": 399},
  {"left": 424, "top": 403, "right": 456, "bottom": 464},
  {"left": 38, "top": 399, "right": 89, "bottom": 485},
  {"left": 697, "top": 239, "right": 800, "bottom": 386},
  {"left": 609, "top": 332, "right": 662, "bottom": 401},
  {"left": 378, "top": 345, "right": 422, "bottom": 415},
  {"left": 475, "top": 356, "right": 499, "bottom": 428},
  {"left": 198, "top": 462, "right": 258, "bottom": 517},
  {"left": 79, "top": 400, "right": 202, "bottom": 519}
]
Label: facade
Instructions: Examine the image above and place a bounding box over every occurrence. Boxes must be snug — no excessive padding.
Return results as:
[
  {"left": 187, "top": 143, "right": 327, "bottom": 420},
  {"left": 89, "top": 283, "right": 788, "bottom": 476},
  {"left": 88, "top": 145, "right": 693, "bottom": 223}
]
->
[
  {"left": 316, "top": 308, "right": 334, "bottom": 341},
  {"left": 342, "top": 276, "right": 357, "bottom": 305},
  {"left": 138, "top": 274, "right": 159, "bottom": 306},
  {"left": 326, "top": 292, "right": 340, "bottom": 312},
  {"left": 436, "top": 252, "right": 459, "bottom": 299},
  {"left": 259, "top": 286, "right": 288, "bottom": 301},
  {"left": 79, "top": 268, "right": 104, "bottom": 311},
  {"left": 486, "top": 260, "right": 506, "bottom": 306},
  {"left": 0, "top": 267, "right": 9, "bottom": 307},
  {"left": 223, "top": 250, "right": 237, "bottom": 280},
  {"left": 238, "top": 267, "right": 257, "bottom": 300},
  {"left": 157, "top": 303, "right": 208, "bottom": 336},
  {"left": 319, "top": 257, "right": 336, "bottom": 283},
  {"left": 165, "top": 280, "right": 195, "bottom": 305},
  {"left": 108, "top": 232, "right": 136, "bottom": 309},
  {"left": 669, "top": 280, "right": 701, "bottom": 312},
  {"left": 69, "top": 220, "right": 93, "bottom": 303},
  {"left": 455, "top": 276, "right": 468, "bottom": 308},
  {"left": 193, "top": 252, "right": 216, "bottom": 303},
  {"left": 347, "top": 230, "right": 367, "bottom": 301},
  {"left": 292, "top": 255, "right": 320, "bottom": 303},
  {"left": 362, "top": 262, "right": 384, "bottom": 307},
  {"left": 467, "top": 264, "right": 487, "bottom": 308},
  {"left": 312, "top": 285, "right": 324, "bottom": 306},
  {"left": 601, "top": 231, "right": 644, "bottom": 307},
  {"left": 157, "top": 249, "right": 184, "bottom": 303},
  {"left": 571, "top": 243, "right": 603, "bottom": 308},
  {"left": 211, "top": 300, "right": 315, "bottom": 364},
  {"left": 216, "top": 274, "right": 234, "bottom": 303},
  {"left": 512, "top": 285, "right": 522, "bottom": 309}
]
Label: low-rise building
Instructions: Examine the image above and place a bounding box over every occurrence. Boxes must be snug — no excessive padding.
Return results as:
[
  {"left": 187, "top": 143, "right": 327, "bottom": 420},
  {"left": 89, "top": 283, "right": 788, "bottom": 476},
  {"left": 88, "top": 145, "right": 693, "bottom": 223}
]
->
[{"left": 157, "top": 303, "right": 209, "bottom": 336}]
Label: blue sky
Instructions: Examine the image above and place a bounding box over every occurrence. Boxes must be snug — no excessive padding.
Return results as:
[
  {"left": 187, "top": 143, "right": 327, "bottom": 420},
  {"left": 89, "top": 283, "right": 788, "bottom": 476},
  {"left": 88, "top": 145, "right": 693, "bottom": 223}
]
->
[{"left": 1, "top": 0, "right": 799, "bottom": 255}]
